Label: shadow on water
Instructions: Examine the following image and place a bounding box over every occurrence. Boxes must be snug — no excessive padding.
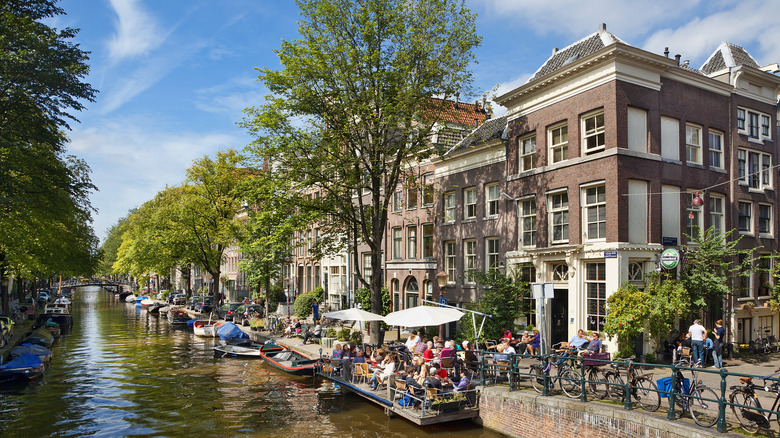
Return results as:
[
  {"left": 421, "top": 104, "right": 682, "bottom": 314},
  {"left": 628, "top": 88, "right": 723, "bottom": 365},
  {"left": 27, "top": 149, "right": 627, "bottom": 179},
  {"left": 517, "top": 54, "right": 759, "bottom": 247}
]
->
[{"left": 0, "top": 286, "right": 506, "bottom": 437}]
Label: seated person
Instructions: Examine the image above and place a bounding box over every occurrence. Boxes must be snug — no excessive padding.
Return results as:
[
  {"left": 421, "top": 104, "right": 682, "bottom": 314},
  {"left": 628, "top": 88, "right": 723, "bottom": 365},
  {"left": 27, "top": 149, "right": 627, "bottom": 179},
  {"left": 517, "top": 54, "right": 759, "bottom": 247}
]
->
[
  {"left": 501, "top": 328, "right": 513, "bottom": 342},
  {"left": 424, "top": 369, "right": 443, "bottom": 390},
  {"left": 557, "top": 329, "right": 588, "bottom": 365},
  {"left": 302, "top": 321, "right": 322, "bottom": 345},
  {"left": 414, "top": 337, "right": 428, "bottom": 355},
  {"left": 369, "top": 355, "right": 396, "bottom": 390},
  {"left": 526, "top": 330, "right": 541, "bottom": 356},
  {"left": 353, "top": 350, "right": 366, "bottom": 364},
  {"left": 585, "top": 332, "right": 603, "bottom": 353},
  {"left": 454, "top": 369, "right": 470, "bottom": 393},
  {"left": 494, "top": 343, "right": 510, "bottom": 362},
  {"left": 439, "top": 341, "right": 455, "bottom": 360},
  {"left": 423, "top": 341, "right": 434, "bottom": 364},
  {"left": 406, "top": 362, "right": 429, "bottom": 396},
  {"left": 501, "top": 339, "right": 516, "bottom": 355},
  {"left": 704, "top": 336, "right": 714, "bottom": 366},
  {"left": 463, "top": 341, "right": 480, "bottom": 368},
  {"left": 515, "top": 331, "right": 531, "bottom": 354},
  {"left": 405, "top": 331, "right": 420, "bottom": 351},
  {"left": 332, "top": 347, "right": 344, "bottom": 359},
  {"left": 673, "top": 333, "right": 691, "bottom": 363}
]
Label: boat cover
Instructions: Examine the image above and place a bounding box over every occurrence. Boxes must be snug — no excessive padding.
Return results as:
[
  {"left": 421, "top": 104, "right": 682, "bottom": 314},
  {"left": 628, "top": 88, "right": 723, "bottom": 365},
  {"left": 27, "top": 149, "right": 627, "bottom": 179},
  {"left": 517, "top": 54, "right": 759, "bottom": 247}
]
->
[
  {"left": 186, "top": 319, "right": 197, "bottom": 328},
  {"left": 10, "top": 343, "right": 51, "bottom": 359},
  {"left": 0, "top": 353, "right": 42, "bottom": 369},
  {"left": 217, "top": 322, "right": 249, "bottom": 341}
]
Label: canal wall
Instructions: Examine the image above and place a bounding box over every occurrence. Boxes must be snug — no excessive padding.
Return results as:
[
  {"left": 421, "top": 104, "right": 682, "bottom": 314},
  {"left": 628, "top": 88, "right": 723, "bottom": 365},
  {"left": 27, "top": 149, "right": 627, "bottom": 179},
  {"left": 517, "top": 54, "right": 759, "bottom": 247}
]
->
[{"left": 478, "top": 387, "right": 740, "bottom": 438}]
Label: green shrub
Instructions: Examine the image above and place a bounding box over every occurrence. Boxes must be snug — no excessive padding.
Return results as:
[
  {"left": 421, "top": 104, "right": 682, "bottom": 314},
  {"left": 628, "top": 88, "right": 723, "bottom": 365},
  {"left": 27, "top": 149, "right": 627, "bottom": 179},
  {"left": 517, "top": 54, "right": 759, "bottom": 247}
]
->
[
  {"left": 325, "top": 328, "right": 337, "bottom": 338},
  {"left": 294, "top": 287, "right": 324, "bottom": 318},
  {"left": 644, "top": 353, "right": 656, "bottom": 364},
  {"left": 350, "top": 330, "right": 363, "bottom": 345},
  {"left": 337, "top": 328, "right": 351, "bottom": 341}
]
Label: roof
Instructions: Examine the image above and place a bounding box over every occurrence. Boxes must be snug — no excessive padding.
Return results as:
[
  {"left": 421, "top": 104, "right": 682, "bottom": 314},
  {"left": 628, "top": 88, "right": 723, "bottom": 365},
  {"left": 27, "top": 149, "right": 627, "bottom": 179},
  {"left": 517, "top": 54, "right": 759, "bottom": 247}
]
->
[
  {"left": 700, "top": 42, "right": 760, "bottom": 75},
  {"left": 528, "top": 24, "right": 626, "bottom": 83},
  {"left": 426, "top": 98, "right": 489, "bottom": 127},
  {"left": 444, "top": 115, "right": 507, "bottom": 155}
]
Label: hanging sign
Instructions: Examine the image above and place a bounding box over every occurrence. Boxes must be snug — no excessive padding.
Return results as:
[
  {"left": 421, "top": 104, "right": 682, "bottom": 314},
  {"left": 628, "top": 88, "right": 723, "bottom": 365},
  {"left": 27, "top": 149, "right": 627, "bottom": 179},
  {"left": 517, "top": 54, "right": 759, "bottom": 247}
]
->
[{"left": 660, "top": 248, "right": 680, "bottom": 269}]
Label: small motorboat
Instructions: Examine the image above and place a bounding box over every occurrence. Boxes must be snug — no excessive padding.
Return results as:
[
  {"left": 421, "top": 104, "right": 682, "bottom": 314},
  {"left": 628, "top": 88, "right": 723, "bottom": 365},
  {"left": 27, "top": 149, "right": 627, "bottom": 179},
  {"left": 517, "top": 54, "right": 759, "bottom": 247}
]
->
[
  {"left": 53, "top": 296, "right": 71, "bottom": 306},
  {"left": 125, "top": 294, "right": 137, "bottom": 303},
  {"left": 258, "top": 342, "right": 319, "bottom": 376},
  {"left": 42, "top": 319, "right": 61, "bottom": 338},
  {"left": 140, "top": 299, "right": 155, "bottom": 307},
  {"left": 147, "top": 303, "right": 166, "bottom": 314},
  {"left": 36, "top": 311, "right": 73, "bottom": 333},
  {"left": 0, "top": 353, "right": 45, "bottom": 383},
  {"left": 9, "top": 343, "right": 52, "bottom": 364},
  {"left": 193, "top": 319, "right": 223, "bottom": 337},
  {"left": 213, "top": 340, "right": 263, "bottom": 358},
  {"left": 21, "top": 327, "right": 54, "bottom": 348},
  {"left": 167, "top": 308, "right": 192, "bottom": 325}
]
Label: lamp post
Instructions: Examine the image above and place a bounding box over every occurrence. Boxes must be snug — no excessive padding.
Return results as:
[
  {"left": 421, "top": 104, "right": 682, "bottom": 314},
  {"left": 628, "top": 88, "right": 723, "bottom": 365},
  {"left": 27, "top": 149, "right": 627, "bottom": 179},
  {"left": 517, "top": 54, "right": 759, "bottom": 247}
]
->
[{"left": 436, "top": 271, "right": 448, "bottom": 339}]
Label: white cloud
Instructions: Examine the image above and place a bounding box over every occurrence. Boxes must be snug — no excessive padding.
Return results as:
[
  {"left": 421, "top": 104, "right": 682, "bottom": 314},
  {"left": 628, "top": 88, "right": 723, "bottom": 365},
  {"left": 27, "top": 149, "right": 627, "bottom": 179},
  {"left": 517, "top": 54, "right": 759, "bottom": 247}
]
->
[
  {"left": 192, "top": 76, "right": 267, "bottom": 118},
  {"left": 107, "top": 0, "right": 165, "bottom": 63}
]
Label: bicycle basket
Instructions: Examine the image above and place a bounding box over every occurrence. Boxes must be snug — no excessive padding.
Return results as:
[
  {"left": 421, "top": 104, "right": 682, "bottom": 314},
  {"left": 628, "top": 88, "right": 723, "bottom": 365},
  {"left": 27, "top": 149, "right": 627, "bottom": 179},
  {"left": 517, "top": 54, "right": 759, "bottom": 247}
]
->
[
  {"left": 657, "top": 376, "right": 689, "bottom": 398},
  {"left": 582, "top": 352, "right": 610, "bottom": 366}
]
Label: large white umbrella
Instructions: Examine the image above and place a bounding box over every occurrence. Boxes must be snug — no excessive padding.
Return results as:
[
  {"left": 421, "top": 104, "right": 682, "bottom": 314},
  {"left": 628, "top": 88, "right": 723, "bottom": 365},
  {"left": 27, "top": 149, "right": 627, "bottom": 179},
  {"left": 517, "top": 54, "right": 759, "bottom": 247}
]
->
[
  {"left": 322, "top": 307, "right": 385, "bottom": 322},
  {"left": 384, "top": 305, "right": 465, "bottom": 327}
]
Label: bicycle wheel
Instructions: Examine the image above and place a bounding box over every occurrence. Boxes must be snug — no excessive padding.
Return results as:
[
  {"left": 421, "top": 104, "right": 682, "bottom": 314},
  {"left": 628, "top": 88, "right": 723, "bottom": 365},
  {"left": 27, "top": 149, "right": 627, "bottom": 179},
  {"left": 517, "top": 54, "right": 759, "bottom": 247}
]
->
[
  {"left": 587, "top": 368, "right": 607, "bottom": 399},
  {"left": 605, "top": 372, "right": 625, "bottom": 402},
  {"left": 636, "top": 378, "right": 661, "bottom": 412},
  {"left": 530, "top": 365, "right": 546, "bottom": 394},
  {"left": 729, "top": 390, "right": 764, "bottom": 433},
  {"left": 560, "top": 369, "right": 582, "bottom": 399},
  {"left": 689, "top": 386, "right": 719, "bottom": 427}
]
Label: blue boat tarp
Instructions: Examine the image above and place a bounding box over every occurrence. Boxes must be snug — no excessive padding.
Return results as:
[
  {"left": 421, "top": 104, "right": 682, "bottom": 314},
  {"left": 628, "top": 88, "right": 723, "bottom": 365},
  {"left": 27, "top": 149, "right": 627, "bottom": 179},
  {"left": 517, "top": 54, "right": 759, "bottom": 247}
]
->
[
  {"left": 217, "top": 322, "right": 248, "bottom": 341},
  {"left": 10, "top": 343, "right": 51, "bottom": 360},
  {"left": 186, "top": 319, "right": 197, "bottom": 328},
  {"left": 0, "top": 353, "right": 43, "bottom": 369}
]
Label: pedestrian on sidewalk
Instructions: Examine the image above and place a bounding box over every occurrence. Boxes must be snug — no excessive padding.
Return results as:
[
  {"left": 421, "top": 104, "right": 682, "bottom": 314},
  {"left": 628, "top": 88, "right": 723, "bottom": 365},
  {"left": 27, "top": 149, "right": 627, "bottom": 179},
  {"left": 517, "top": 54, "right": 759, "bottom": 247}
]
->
[
  {"left": 712, "top": 319, "right": 725, "bottom": 368},
  {"left": 688, "top": 319, "right": 707, "bottom": 367}
]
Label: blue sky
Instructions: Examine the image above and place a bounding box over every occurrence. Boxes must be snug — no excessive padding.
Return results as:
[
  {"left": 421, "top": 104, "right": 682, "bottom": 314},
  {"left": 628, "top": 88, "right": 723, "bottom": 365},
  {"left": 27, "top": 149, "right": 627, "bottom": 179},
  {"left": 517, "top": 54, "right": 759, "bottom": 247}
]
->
[{"left": 51, "top": 0, "right": 780, "bottom": 243}]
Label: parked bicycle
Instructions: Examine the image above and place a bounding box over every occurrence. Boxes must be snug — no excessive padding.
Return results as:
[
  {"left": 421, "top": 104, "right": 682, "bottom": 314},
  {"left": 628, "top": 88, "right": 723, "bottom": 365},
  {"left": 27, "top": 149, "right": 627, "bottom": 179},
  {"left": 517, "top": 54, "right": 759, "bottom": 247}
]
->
[
  {"left": 666, "top": 360, "right": 719, "bottom": 427},
  {"left": 750, "top": 327, "right": 779, "bottom": 355},
  {"left": 602, "top": 356, "right": 661, "bottom": 412},
  {"left": 530, "top": 354, "right": 582, "bottom": 398},
  {"left": 729, "top": 369, "right": 780, "bottom": 433}
]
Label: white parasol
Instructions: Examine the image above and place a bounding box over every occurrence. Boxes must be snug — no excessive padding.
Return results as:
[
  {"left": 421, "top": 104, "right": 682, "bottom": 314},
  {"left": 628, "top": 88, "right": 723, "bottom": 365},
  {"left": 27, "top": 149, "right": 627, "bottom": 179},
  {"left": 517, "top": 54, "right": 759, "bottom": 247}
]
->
[
  {"left": 383, "top": 305, "right": 465, "bottom": 327},
  {"left": 322, "top": 307, "right": 385, "bottom": 322}
]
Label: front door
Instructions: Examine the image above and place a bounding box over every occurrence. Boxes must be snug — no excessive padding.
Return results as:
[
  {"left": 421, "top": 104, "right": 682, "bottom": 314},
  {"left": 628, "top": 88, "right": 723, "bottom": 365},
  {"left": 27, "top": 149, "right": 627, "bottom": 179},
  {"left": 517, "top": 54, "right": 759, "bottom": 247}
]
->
[{"left": 551, "top": 289, "right": 568, "bottom": 346}]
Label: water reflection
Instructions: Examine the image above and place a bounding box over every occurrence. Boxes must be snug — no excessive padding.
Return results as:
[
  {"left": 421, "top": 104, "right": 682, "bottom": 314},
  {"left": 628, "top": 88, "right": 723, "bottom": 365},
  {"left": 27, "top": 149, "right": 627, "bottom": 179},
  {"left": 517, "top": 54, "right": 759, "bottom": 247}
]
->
[{"left": 0, "top": 287, "right": 504, "bottom": 437}]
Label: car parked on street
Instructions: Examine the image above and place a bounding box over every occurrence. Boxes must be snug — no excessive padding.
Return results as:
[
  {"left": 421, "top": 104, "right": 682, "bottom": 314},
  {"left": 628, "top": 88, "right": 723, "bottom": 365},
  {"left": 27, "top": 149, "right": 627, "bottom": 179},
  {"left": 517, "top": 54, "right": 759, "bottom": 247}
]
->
[
  {"left": 194, "top": 296, "right": 213, "bottom": 314},
  {"left": 217, "top": 302, "right": 242, "bottom": 322},
  {"left": 235, "top": 304, "right": 264, "bottom": 326},
  {"left": 187, "top": 296, "right": 203, "bottom": 311},
  {"left": 172, "top": 293, "right": 186, "bottom": 305}
]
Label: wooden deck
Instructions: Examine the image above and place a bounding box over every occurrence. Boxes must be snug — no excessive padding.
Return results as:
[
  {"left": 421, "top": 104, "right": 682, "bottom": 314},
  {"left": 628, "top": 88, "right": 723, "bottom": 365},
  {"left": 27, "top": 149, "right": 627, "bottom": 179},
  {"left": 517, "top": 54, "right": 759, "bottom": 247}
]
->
[{"left": 317, "top": 371, "right": 480, "bottom": 426}]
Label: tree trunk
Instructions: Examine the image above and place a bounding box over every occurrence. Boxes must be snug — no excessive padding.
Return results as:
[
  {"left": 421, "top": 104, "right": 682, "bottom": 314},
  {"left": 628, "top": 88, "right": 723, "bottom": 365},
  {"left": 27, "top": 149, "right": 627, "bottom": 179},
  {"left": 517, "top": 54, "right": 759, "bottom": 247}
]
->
[{"left": 0, "top": 252, "right": 8, "bottom": 315}]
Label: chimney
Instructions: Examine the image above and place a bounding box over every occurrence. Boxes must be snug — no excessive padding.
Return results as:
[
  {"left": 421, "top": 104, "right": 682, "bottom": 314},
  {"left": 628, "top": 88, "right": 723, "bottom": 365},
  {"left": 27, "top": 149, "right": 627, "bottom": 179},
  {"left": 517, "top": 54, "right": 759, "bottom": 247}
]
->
[
  {"left": 599, "top": 23, "right": 607, "bottom": 32},
  {"left": 674, "top": 54, "right": 681, "bottom": 65},
  {"left": 682, "top": 60, "right": 690, "bottom": 68},
  {"left": 552, "top": 47, "right": 559, "bottom": 55},
  {"left": 664, "top": 47, "right": 669, "bottom": 58}
]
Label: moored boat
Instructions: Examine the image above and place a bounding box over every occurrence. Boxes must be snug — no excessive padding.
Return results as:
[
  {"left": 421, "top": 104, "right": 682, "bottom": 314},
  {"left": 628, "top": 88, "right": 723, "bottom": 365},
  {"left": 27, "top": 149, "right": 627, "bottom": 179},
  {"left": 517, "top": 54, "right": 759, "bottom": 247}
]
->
[
  {"left": 193, "top": 319, "right": 223, "bottom": 337},
  {"left": 9, "top": 343, "right": 52, "bottom": 364},
  {"left": 213, "top": 340, "right": 263, "bottom": 358},
  {"left": 0, "top": 353, "right": 45, "bottom": 383},
  {"left": 167, "top": 308, "right": 192, "bottom": 325},
  {"left": 21, "top": 327, "right": 54, "bottom": 348},
  {"left": 257, "top": 342, "right": 319, "bottom": 376},
  {"left": 125, "top": 294, "right": 137, "bottom": 303}
]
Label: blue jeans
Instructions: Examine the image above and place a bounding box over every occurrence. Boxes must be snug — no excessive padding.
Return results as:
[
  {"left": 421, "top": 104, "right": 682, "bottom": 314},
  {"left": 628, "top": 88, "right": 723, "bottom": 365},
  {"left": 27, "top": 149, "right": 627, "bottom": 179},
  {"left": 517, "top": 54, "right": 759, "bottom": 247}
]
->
[
  {"left": 712, "top": 347, "right": 723, "bottom": 368},
  {"left": 691, "top": 340, "right": 704, "bottom": 365}
]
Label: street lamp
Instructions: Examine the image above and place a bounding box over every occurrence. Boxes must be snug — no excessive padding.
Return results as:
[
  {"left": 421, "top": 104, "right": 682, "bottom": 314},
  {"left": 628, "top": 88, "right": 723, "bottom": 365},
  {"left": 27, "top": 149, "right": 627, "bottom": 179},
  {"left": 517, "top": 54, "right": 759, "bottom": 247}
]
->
[{"left": 436, "top": 271, "right": 448, "bottom": 338}]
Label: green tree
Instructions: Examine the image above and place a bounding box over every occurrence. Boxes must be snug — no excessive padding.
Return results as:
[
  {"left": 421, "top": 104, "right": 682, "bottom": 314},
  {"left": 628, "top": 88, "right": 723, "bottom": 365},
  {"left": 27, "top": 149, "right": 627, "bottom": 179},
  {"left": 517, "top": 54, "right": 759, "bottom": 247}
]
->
[
  {"left": 242, "top": 0, "right": 481, "bottom": 345},
  {"left": 98, "top": 216, "right": 127, "bottom": 276},
  {"left": 456, "top": 269, "right": 530, "bottom": 344}
]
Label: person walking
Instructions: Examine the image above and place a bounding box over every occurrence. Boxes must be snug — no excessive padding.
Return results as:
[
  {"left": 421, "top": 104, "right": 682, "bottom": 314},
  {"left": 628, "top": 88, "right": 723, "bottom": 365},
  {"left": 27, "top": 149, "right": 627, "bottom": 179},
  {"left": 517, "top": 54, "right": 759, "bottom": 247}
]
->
[
  {"left": 712, "top": 319, "right": 725, "bottom": 368},
  {"left": 688, "top": 319, "right": 707, "bottom": 367}
]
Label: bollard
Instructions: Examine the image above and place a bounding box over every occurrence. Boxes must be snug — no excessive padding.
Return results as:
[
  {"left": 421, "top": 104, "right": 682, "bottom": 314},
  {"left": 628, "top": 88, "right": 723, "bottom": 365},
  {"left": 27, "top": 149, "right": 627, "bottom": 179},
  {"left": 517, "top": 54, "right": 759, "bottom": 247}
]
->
[
  {"left": 667, "top": 363, "right": 677, "bottom": 420},
  {"left": 580, "top": 359, "right": 587, "bottom": 402},
  {"left": 623, "top": 357, "right": 632, "bottom": 410},
  {"left": 717, "top": 368, "right": 727, "bottom": 433}
]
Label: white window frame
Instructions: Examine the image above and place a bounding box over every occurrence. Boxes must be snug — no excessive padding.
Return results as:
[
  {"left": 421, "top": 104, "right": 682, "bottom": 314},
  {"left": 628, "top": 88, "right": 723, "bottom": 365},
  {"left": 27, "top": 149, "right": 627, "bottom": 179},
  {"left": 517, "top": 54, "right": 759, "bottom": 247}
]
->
[
  {"left": 548, "top": 122, "right": 568, "bottom": 164},
  {"left": 685, "top": 124, "right": 702, "bottom": 165},
  {"left": 444, "top": 241, "right": 456, "bottom": 283},
  {"left": 582, "top": 110, "right": 605, "bottom": 154},
  {"left": 485, "top": 237, "right": 499, "bottom": 270},
  {"left": 738, "top": 201, "right": 753, "bottom": 234},
  {"left": 759, "top": 203, "right": 773, "bottom": 237},
  {"left": 392, "top": 188, "right": 403, "bottom": 212},
  {"left": 485, "top": 183, "right": 499, "bottom": 218},
  {"left": 406, "top": 185, "right": 417, "bottom": 210},
  {"left": 422, "top": 173, "right": 434, "bottom": 206},
  {"left": 464, "top": 239, "right": 476, "bottom": 284},
  {"left": 685, "top": 191, "right": 704, "bottom": 240},
  {"left": 709, "top": 194, "right": 724, "bottom": 237},
  {"left": 444, "top": 191, "right": 456, "bottom": 223},
  {"left": 738, "top": 107, "right": 773, "bottom": 141},
  {"left": 549, "top": 190, "right": 569, "bottom": 244},
  {"left": 519, "top": 197, "right": 536, "bottom": 248},
  {"left": 738, "top": 149, "right": 772, "bottom": 190},
  {"left": 519, "top": 133, "right": 537, "bottom": 172},
  {"left": 708, "top": 130, "right": 723, "bottom": 169},
  {"left": 586, "top": 262, "right": 607, "bottom": 332},
  {"left": 582, "top": 184, "right": 606, "bottom": 241},
  {"left": 407, "top": 225, "right": 417, "bottom": 259},
  {"left": 464, "top": 187, "right": 477, "bottom": 220},
  {"left": 392, "top": 227, "right": 402, "bottom": 259}
]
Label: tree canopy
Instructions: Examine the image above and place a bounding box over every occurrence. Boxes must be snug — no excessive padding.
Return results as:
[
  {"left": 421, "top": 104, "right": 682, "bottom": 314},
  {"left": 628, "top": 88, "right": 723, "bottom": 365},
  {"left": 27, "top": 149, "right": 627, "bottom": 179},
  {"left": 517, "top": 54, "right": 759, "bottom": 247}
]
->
[{"left": 242, "top": 0, "right": 481, "bottom": 344}]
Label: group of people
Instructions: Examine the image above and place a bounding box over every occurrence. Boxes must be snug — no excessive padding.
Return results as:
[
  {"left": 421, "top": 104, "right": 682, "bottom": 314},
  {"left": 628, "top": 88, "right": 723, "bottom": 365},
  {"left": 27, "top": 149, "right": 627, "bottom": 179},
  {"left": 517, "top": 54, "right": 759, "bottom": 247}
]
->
[{"left": 673, "top": 319, "right": 724, "bottom": 368}]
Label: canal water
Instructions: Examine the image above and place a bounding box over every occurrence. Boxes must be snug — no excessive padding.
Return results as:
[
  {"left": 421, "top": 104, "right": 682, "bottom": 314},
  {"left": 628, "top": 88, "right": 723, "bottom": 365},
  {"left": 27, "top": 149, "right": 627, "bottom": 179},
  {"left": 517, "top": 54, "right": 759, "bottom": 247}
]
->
[{"left": 0, "top": 286, "right": 505, "bottom": 437}]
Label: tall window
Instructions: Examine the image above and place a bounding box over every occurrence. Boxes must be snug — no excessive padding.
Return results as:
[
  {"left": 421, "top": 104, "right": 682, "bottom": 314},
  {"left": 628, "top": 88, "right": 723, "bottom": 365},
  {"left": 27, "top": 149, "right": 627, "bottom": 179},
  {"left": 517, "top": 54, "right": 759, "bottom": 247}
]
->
[
  {"left": 738, "top": 254, "right": 751, "bottom": 298},
  {"left": 485, "top": 237, "right": 499, "bottom": 270},
  {"left": 549, "top": 123, "right": 568, "bottom": 163},
  {"left": 520, "top": 198, "right": 536, "bottom": 247},
  {"left": 422, "top": 223, "right": 433, "bottom": 258},
  {"left": 407, "top": 225, "right": 417, "bottom": 259},
  {"left": 758, "top": 256, "right": 771, "bottom": 297},
  {"left": 314, "top": 265, "right": 320, "bottom": 290},
  {"left": 582, "top": 111, "right": 605, "bottom": 153},
  {"left": 406, "top": 185, "right": 417, "bottom": 210},
  {"left": 709, "top": 195, "right": 724, "bottom": 236},
  {"left": 486, "top": 183, "right": 499, "bottom": 218},
  {"left": 586, "top": 262, "right": 606, "bottom": 331},
  {"left": 738, "top": 107, "right": 773, "bottom": 141},
  {"left": 519, "top": 133, "right": 536, "bottom": 172},
  {"left": 738, "top": 149, "right": 772, "bottom": 190},
  {"left": 709, "top": 131, "right": 723, "bottom": 169},
  {"left": 464, "top": 187, "right": 477, "bottom": 220},
  {"left": 405, "top": 278, "right": 419, "bottom": 309},
  {"left": 464, "top": 239, "right": 476, "bottom": 283},
  {"left": 549, "top": 191, "right": 569, "bottom": 243},
  {"left": 739, "top": 201, "right": 752, "bottom": 234},
  {"left": 392, "top": 279, "right": 400, "bottom": 311},
  {"left": 392, "top": 188, "right": 403, "bottom": 212},
  {"left": 444, "top": 191, "right": 456, "bottom": 223},
  {"left": 422, "top": 173, "right": 434, "bottom": 206},
  {"left": 306, "top": 265, "right": 311, "bottom": 292},
  {"left": 583, "top": 185, "right": 606, "bottom": 240},
  {"left": 392, "top": 227, "right": 402, "bottom": 259},
  {"left": 444, "top": 241, "right": 456, "bottom": 283},
  {"left": 685, "top": 124, "right": 702, "bottom": 164},
  {"left": 759, "top": 204, "right": 772, "bottom": 236},
  {"left": 685, "top": 191, "right": 703, "bottom": 239}
]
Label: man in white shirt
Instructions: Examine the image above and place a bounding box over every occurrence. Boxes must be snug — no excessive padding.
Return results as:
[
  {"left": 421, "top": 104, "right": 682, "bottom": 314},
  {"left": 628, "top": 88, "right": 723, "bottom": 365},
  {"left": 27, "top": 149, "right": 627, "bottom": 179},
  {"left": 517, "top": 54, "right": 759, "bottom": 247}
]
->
[
  {"left": 405, "top": 331, "right": 419, "bottom": 351},
  {"left": 688, "top": 319, "right": 707, "bottom": 367}
]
